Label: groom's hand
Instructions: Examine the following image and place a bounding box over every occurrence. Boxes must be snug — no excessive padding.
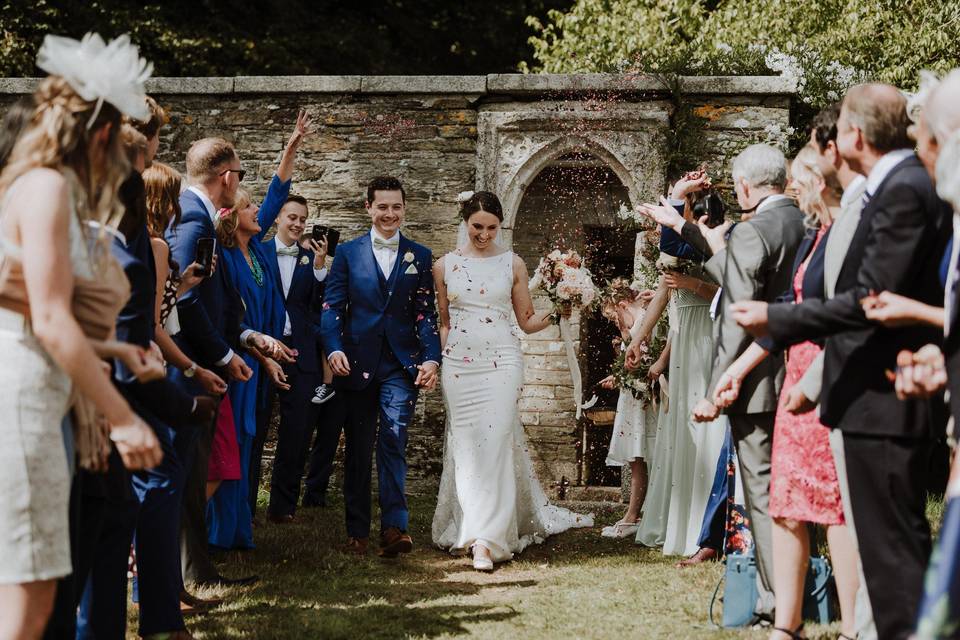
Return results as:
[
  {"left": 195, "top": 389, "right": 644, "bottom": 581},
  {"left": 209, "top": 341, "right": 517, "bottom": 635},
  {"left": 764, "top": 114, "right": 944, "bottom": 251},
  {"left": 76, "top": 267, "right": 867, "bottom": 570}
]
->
[
  {"left": 415, "top": 361, "right": 439, "bottom": 390},
  {"left": 329, "top": 351, "right": 351, "bottom": 377}
]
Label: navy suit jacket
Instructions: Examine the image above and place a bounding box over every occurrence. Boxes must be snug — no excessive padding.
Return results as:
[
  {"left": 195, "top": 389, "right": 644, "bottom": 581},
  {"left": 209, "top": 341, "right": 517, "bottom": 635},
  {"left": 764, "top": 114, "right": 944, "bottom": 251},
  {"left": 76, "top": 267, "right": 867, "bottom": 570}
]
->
[
  {"left": 166, "top": 189, "right": 240, "bottom": 369},
  {"left": 262, "top": 239, "right": 324, "bottom": 373},
  {"left": 320, "top": 232, "right": 442, "bottom": 391},
  {"left": 112, "top": 225, "right": 195, "bottom": 426}
]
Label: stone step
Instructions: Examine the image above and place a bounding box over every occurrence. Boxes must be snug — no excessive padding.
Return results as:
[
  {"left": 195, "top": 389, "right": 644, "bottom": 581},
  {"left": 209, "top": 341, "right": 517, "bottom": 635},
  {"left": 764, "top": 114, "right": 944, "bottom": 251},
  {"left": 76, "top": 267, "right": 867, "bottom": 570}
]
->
[{"left": 564, "top": 485, "right": 624, "bottom": 503}]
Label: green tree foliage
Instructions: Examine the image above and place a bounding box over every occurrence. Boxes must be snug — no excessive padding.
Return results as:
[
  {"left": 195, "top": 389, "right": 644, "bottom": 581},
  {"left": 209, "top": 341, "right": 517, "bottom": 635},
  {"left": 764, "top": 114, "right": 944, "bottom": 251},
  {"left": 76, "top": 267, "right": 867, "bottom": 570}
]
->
[
  {"left": 0, "top": 0, "right": 573, "bottom": 77},
  {"left": 523, "top": 0, "right": 960, "bottom": 106}
]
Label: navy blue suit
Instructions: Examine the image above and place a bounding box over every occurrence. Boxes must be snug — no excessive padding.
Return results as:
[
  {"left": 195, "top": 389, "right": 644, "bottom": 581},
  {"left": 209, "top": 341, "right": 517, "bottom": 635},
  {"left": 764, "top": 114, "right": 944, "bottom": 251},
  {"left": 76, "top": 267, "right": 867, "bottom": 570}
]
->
[
  {"left": 165, "top": 188, "right": 244, "bottom": 584},
  {"left": 320, "top": 232, "right": 441, "bottom": 536},
  {"left": 263, "top": 240, "right": 329, "bottom": 516}
]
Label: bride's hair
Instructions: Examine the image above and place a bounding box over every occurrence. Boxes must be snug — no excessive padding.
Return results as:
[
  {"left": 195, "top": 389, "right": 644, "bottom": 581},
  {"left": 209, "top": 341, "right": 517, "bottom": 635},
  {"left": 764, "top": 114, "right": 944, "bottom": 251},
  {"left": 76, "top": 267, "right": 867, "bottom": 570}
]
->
[
  {"left": 459, "top": 190, "right": 503, "bottom": 222},
  {"left": 601, "top": 277, "right": 640, "bottom": 309}
]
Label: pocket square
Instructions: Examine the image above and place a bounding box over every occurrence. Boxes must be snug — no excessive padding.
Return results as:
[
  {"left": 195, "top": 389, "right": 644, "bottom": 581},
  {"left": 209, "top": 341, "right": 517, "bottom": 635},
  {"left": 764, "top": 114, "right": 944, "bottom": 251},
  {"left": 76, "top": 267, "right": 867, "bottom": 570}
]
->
[{"left": 404, "top": 264, "right": 419, "bottom": 275}]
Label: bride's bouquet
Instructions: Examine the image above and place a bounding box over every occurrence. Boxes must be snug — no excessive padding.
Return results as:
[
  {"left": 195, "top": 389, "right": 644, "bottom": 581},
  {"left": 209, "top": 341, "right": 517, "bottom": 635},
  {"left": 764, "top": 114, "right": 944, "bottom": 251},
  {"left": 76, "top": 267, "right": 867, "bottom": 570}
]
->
[
  {"left": 528, "top": 248, "right": 598, "bottom": 419},
  {"left": 528, "top": 249, "right": 597, "bottom": 318}
]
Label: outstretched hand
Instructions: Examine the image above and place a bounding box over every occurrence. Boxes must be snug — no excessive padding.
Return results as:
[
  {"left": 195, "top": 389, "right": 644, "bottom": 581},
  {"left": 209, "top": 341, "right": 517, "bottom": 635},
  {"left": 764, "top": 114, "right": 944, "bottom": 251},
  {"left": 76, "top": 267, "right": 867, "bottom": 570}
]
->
[
  {"left": 730, "top": 301, "right": 770, "bottom": 337},
  {"left": 289, "top": 109, "right": 314, "bottom": 147}
]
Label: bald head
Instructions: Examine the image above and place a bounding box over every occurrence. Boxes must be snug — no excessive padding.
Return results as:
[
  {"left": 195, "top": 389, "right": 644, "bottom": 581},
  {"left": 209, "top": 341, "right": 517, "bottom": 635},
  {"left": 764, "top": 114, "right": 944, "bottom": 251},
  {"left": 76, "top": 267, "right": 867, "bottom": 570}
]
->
[
  {"left": 843, "top": 83, "right": 913, "bottom": 153},
  {"left": 186, "top": 137, "right": 237, "bottom": 184},
  {"left": 924, "top": 69, "right": 960, "bottom": 143}
]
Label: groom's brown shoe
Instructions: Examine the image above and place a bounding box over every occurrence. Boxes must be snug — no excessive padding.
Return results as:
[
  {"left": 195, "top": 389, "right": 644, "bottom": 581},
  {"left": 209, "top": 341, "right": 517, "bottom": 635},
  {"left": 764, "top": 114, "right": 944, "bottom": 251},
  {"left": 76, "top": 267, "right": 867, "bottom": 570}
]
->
[
  {"left": 341, "top": 537, "right": 369, "bottom": 555},
  {"left": 379, "top": 527, "right": 413, "bottom": 558}
]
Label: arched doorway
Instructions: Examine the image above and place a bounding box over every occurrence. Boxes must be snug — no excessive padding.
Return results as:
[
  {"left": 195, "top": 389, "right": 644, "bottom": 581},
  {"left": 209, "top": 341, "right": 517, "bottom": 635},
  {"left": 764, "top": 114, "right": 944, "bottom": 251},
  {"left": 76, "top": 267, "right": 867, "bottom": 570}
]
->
[{"left": 512, "top": 151, "right": 636, "bottom": 495}]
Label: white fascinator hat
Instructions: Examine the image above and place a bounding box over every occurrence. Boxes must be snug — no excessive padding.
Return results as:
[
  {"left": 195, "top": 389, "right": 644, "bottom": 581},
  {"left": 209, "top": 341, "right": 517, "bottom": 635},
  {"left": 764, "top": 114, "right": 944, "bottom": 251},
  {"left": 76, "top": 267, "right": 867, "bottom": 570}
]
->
[{"left": 36, "top": 33, "right": 153, "bottom": 126}]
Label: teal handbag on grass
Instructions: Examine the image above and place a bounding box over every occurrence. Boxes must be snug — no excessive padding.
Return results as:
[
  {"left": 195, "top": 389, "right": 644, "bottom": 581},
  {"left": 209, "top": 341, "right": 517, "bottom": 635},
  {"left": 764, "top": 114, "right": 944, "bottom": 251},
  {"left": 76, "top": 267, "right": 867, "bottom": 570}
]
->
[{"left": 709, "top": 551, "right": 837, "bottom": 627}]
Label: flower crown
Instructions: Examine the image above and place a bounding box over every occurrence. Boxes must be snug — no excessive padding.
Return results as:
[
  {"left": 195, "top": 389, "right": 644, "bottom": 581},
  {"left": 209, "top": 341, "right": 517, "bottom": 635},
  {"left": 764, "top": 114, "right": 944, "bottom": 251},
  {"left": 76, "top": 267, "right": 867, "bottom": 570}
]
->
[
  {"left": 36, "top": 32, "right": 152, "bottom": 128},
  {"left": 601, "top": 277, "right": 640, "bottom": 307}
]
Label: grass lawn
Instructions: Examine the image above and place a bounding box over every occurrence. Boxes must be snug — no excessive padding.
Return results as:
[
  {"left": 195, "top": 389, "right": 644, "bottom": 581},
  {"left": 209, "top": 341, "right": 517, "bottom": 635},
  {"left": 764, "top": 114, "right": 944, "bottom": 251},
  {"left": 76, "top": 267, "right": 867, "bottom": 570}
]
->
[{"left": 134, "top": 493, "right": 848, "bottom": 639}]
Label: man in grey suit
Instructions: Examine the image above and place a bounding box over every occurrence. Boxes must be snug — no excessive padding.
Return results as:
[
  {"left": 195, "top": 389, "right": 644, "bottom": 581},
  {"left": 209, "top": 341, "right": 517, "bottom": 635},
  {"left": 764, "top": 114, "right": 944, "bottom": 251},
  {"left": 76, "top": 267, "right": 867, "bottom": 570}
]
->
[{"left": 692, "top": 143, "right": 807, "bottom": 618}]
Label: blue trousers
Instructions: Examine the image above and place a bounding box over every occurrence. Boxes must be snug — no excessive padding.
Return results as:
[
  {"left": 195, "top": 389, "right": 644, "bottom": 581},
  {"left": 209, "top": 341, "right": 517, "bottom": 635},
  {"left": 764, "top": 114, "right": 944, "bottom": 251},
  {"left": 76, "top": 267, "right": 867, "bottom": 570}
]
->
[
  {"left": 130, "top": 420, "right": 188, "bottom": 635},
  {"left": 341, "top": 348, "right": 418, "bottom": 538},
  {"left": 696, "top": 426, "right": 733, "bottom": 551}
]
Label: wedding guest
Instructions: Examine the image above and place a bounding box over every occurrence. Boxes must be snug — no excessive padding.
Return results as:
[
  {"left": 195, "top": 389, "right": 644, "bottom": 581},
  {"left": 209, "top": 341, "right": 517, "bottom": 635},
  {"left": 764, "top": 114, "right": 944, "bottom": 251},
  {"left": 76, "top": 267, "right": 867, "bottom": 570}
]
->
[
  {"left": 0, "top": 35, "right": 160, "bottom": 638},
  {"left": 265, "top": 193, "right": 332, "bottom": 523},
  {"left": 631, "top": 194, "right": 725, "bottom": 559},
  {"left": 731, "top": 84, "right": 951, "bottom": 639},
  {"left": 691, "top": 143, "right": 807, "bottom": 621},
  {"left": 167, "top": 136, "right": 255, "bottom": 588},
  {"left": 597, "top": 279, "right": 657, "bottom": 538},
  {"left": 712, "top": 144, "right": 860, "bottom": 639}
]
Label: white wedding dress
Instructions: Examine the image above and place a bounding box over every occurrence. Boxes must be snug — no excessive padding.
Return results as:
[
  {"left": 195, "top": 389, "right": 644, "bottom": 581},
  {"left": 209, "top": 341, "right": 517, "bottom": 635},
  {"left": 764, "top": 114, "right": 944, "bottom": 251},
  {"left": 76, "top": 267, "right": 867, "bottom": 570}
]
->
[{"left": 431, "top": 251, "right": 594, "bottom": 562}]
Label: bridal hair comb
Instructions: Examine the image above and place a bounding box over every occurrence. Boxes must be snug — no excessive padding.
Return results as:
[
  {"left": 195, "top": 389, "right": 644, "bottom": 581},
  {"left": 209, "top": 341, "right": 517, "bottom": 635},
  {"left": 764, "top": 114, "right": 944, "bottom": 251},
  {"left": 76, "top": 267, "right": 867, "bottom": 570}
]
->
[
  {"left": 456, "top": 191, "right": 475, "bottom": 203},
  {"left": 36, "top": 33, "right": 153, "bottom": 128}
]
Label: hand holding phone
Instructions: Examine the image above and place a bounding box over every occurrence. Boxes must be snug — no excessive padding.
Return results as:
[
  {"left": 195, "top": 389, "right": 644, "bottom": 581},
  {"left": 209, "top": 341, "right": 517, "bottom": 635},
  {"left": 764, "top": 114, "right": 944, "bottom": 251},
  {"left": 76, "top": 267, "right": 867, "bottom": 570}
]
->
[
  {"left": 312, "top": 225, "right": 340, "bottom": 257},
  {"left": 195, "top": 237, "right": 215, "bottom": 278}
]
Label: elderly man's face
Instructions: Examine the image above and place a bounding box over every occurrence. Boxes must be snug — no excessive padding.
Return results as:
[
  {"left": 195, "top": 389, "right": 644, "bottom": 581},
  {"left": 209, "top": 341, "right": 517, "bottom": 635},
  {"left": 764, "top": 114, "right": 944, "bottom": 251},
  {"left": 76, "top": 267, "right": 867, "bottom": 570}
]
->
[{"left": 914, "top": 114, "right": 939, "bottom": 181}]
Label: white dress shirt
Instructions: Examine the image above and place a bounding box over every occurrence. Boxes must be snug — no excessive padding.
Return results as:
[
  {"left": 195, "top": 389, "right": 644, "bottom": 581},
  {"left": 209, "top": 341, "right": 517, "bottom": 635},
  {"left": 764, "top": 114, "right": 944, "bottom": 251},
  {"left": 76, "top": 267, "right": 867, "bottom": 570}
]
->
[
  {"left": 863, "top": 149, "right": 915, "bottom": 201},
  {"left": 371, "top": 227, "right": 400, "bottom": 279},
  {"left": 186, "top": 185, "right": 234, "bottom": 366},
  {"left": 274, "top": 236, "right": 327, "bottom": 336},
  {"left": 840, "top": 174, "right": 867, "bottom": 210}
]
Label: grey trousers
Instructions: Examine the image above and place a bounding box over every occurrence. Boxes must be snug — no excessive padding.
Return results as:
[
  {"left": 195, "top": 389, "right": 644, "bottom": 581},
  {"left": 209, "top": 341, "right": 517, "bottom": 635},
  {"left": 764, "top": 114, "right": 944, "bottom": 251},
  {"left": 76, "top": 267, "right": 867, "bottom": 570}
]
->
[
  {"left": 828, "top": 428, "right": 878, "bottom": 640},
  {"left": 729, "top": 411, "right": 776, "bottom": 617}
]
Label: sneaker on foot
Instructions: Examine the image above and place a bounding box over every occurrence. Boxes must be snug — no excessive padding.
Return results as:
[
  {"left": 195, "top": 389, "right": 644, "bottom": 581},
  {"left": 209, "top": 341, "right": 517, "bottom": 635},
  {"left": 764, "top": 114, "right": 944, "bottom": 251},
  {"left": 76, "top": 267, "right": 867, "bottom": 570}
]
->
[{"left": 311, "top": 384, "right": 336, "bottom": 405}]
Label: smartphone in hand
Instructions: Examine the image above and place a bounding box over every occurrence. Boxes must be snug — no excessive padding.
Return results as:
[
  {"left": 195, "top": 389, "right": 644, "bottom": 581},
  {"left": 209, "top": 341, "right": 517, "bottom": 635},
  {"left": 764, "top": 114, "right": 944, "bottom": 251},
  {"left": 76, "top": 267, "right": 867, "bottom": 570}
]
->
[
  {"left": 312, "top": 225, "right": 340, "bottom": 257},
  {"left": 196, "top": 237, "right": 215, "bottom": 277}
]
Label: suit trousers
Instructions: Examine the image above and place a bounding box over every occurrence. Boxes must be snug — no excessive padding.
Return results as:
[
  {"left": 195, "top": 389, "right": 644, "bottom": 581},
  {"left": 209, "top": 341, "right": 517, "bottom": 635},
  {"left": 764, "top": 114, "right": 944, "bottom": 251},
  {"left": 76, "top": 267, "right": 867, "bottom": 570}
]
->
[
  {"left": 268, "top": 349, "right": 322, "bottom": 517},
  {"left": 178, "top": 409, "right": 219, "bottom": 584},
  {"left": 843, "top": 432, "right": 933, "bottom": 640},
  {"left": 303, "top": 393, "right": 346, "bottom": 506},
  {"left": 728, "top": 412, "right": 776, "bottom": 617},
  {"left": 827, "top": 428, "right": 877, "bottom": 640},
  {"left": 341, "top": 347, "right": 418, "bottom": 538},
  {"left": 131, "top": 419, "right": 188, "bottom": 635}
]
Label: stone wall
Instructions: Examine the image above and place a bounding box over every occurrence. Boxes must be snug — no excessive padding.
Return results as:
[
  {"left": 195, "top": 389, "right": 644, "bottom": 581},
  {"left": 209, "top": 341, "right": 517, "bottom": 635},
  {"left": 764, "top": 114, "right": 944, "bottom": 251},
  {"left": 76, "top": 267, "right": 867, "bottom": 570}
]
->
[{"left": 0, "top": 74, "right": 795, "bottom": 497}]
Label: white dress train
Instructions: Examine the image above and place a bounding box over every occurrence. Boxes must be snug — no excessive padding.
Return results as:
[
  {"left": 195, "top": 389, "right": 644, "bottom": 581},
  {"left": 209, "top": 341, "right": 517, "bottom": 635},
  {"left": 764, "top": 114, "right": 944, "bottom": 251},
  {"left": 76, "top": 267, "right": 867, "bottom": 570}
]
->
[{"left": 431, "top": 251, "right": 593, "bottom": 562}]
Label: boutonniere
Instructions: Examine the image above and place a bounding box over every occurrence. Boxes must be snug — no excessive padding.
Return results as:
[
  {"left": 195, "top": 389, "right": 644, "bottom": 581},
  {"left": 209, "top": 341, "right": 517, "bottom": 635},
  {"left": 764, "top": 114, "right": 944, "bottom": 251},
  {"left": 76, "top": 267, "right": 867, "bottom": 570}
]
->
[
  {"left": 404, "top": 251, "right": 415, "bottom": 263},
  {"left": 300, "top": 256, "right": 310, "bottom": 266}
]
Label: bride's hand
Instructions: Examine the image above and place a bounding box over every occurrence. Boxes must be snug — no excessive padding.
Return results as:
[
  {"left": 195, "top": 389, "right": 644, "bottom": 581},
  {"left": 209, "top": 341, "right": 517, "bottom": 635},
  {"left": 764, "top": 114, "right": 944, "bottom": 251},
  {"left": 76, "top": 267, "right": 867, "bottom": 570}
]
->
[{"left": 415, "top": 361, "right": 439, "bottom": 390}]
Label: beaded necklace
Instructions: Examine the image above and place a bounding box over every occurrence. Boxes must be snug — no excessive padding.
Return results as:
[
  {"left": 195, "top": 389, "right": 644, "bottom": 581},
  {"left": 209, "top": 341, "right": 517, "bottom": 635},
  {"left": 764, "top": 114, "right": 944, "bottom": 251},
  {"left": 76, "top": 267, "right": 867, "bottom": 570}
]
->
[{"left": 244, "top": 249, "right": 264, "bottom": 287}]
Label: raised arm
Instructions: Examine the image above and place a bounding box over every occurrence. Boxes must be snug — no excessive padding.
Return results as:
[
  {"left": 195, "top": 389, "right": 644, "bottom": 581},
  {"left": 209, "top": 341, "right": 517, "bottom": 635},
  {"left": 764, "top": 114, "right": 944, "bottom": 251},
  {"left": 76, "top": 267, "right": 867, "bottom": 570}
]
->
[
  {"left": 512, "top": 255, "right": 560, "bottom": 334},
  {"left": 276, "top": 109, "right": 312, "bottom": 184}
]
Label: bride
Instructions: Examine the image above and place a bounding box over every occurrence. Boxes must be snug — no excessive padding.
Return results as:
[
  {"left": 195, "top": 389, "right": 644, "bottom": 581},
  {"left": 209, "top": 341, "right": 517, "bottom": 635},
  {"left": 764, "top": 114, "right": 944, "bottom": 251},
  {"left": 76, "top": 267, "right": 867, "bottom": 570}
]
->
[{"left": 431, "top": 191, "right": 593, "bottom": 571}]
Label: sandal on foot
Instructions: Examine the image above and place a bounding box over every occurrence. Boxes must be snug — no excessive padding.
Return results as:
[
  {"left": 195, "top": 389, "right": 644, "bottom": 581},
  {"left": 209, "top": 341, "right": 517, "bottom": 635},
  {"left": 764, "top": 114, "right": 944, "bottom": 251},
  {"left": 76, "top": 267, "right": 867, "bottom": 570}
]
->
[
  {"left": 600, "top": 519, "right": 639, "bottom": 538},
  {"left": 771, "top": 624, "right": 804, "bottom": 640}
]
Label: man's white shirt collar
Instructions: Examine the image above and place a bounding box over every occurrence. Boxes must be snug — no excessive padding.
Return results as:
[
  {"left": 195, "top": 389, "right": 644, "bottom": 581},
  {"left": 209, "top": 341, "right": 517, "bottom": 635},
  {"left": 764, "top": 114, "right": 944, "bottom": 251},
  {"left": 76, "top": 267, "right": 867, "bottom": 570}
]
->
[
  {"left": 187, "top": 186, "right": 217, "bottom": 222},
  {"left": 840, "top": 174, "right": 867, "bottom": 209},
  {"left": 370, "top": 227, "right": 400, "bottom": 244},
  {"left": 274, "top": 236, "right": 297, "bottom": 251},
  {"left": 864, "top": 149, "right": 914, "bottom": 198}
]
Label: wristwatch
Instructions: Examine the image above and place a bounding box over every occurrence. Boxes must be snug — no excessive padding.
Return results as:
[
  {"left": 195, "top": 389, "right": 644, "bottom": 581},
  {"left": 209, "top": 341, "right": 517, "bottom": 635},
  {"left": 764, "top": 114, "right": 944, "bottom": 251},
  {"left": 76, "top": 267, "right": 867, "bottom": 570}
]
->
[{"left": 184, "top": 362, "right": 198, "bottom": 378}]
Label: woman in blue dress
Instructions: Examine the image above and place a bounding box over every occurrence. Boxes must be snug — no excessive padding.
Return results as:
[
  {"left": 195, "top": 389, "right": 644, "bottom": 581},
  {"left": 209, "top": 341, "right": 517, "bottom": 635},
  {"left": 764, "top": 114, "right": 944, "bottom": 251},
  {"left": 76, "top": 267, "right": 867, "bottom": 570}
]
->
[{"left": 206, "top": 111, "right": 312, "bottom": 548}]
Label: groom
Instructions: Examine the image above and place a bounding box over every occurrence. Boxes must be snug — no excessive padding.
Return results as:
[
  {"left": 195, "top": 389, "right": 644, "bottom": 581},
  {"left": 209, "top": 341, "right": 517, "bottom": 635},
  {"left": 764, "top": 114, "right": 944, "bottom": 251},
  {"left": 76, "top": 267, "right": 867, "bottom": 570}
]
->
[{"left": 321, "top": 176, "right": 441, "bottom": 557}]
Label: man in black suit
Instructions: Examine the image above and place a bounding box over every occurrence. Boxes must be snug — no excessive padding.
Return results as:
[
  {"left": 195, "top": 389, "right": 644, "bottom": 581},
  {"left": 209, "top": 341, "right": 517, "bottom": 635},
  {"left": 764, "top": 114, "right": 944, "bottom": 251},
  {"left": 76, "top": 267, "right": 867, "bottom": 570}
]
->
[
  {"left": 263, "top": 194, "right": 331, "bottom": 521},
  {"left": 732, "top": 83, "right": 952, "bottom": 639}
]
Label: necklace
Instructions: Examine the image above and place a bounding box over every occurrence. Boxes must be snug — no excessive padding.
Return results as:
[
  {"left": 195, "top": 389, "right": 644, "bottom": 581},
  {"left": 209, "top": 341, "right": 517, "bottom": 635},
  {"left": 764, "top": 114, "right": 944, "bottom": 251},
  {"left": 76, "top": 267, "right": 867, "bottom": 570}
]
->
[{"left": 244, "top": 250, "right": 264, "bottom": 287}]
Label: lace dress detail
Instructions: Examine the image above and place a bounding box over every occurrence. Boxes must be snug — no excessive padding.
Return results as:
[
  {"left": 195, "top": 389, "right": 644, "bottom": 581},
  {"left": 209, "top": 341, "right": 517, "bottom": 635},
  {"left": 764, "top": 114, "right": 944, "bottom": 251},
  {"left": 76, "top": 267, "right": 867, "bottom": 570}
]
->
[
  {"left": 432, "top": 251, "right": 593, "bottom": 562},
  {"left": 769, "top": 226, "right": 844, "bottom": 524}
]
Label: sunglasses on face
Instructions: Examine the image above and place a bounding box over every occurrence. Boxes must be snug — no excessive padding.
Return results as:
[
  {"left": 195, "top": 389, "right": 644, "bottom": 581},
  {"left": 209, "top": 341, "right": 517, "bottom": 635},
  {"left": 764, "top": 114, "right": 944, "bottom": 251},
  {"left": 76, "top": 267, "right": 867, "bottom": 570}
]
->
[{"left": 219, "top": 168, "right": 246, "bottom": 181}]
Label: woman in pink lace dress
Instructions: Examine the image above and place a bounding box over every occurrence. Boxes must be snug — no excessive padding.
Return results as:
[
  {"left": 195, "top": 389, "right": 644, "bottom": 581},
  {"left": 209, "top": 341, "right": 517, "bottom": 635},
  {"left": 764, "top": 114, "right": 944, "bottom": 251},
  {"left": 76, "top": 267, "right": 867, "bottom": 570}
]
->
[{"left": 709, "top": 144, "right": 860, "bottom": 640}]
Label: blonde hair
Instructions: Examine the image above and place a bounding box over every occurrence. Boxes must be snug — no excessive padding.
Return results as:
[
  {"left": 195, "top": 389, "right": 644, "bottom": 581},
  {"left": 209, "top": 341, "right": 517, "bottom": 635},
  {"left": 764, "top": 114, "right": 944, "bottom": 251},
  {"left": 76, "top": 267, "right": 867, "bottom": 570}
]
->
[
  {"left": 0, "top": 76, "right": 129, "bottom": 228},
  {"left": 215, "top": 186, "right": 250, "bottom": 248},
  {"left": 143, "top": 161, "right": 181, "bottom": 238},
  {"left": 791, "top": 143, "right": 839, "bottom": 228}
]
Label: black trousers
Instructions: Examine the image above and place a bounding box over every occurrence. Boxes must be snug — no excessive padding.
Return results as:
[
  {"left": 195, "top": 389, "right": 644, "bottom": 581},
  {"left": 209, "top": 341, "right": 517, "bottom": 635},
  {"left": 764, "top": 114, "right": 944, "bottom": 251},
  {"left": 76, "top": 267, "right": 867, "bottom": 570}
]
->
[
  {"left": 843, "top": 432, "right": 933, "bottom": 640},
  {"left": 303, "top": 393, "right": 346, "bottom": 506},
  {"left": 267, "top": 355, "right": 322, "bottom": 517}
]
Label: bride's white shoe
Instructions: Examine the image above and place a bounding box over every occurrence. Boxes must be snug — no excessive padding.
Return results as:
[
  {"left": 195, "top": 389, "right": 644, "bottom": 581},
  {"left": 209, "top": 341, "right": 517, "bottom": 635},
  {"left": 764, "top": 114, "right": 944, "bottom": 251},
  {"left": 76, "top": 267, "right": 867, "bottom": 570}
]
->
[{"left": 472, "top": 545, "right": 494, "bottom": 572}]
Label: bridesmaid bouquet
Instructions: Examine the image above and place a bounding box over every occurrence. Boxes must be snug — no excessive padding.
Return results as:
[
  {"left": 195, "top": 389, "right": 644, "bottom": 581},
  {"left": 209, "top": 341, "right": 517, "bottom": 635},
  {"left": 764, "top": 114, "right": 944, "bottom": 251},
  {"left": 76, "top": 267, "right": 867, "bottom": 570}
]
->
[
  {"left": 528, "top": 248, "right": 599, "bottom": 418},
  {"left": 528, "top": 249, "right": 598, "bottom": 317},
  {"left": 611, "top": 331, "right": 667, "bottom": 408}
]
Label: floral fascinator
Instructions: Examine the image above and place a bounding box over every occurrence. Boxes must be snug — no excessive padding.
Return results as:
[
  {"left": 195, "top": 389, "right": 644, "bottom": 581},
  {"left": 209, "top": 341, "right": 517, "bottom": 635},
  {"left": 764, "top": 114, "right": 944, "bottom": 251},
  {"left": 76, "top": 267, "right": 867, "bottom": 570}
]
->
[{"left": 36, "top": 33, "right": 153, "bottom": 126}]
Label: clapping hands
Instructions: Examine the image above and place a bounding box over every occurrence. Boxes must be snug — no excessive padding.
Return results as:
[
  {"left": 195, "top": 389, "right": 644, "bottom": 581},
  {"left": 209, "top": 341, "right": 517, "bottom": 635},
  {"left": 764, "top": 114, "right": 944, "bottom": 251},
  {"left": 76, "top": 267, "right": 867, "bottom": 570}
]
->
[{"left": 891, "top": 344, "right": 947, "bottom": 399}]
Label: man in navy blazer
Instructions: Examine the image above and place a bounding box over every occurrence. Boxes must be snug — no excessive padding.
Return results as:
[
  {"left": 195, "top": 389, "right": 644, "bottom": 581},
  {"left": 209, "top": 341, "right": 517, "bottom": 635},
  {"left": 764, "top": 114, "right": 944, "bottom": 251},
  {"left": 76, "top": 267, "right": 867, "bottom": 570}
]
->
[
  {"left": 321, "top": 176, "right": 441, "bottom": 557},
  {"left": 263, "top": 194, "right": 330, "bottom": 521},
  {"left": 165, "top": 137, "right": 255, "bottom": 587}
]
